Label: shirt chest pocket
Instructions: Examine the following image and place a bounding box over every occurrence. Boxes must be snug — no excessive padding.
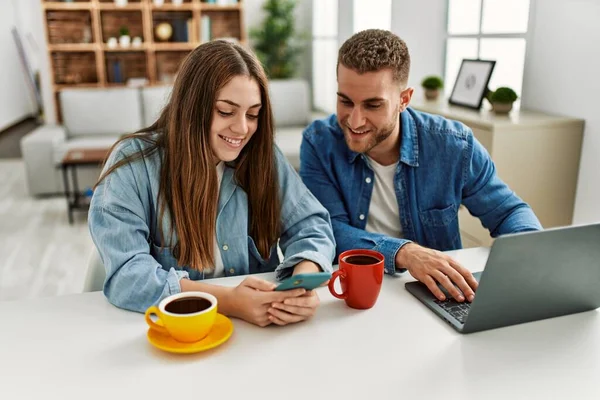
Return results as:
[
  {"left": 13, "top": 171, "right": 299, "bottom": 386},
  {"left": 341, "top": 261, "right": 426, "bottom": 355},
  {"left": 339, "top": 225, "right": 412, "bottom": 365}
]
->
[{"left": 418, "top": 204, "right": 460, "bottom": 250}]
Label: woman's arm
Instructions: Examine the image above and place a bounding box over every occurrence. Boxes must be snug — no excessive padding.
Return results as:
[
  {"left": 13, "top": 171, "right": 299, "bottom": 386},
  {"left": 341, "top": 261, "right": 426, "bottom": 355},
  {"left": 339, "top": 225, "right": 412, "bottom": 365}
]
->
[{"left": 273, "top": 148, "right": 336, "bottom": 281}]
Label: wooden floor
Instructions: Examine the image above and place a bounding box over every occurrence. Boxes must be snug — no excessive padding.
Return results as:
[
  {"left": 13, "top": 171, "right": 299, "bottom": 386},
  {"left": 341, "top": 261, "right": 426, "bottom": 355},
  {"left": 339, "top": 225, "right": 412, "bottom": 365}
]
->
[{"left": 0, "top": 159, "right": 93, "bottom": 302}]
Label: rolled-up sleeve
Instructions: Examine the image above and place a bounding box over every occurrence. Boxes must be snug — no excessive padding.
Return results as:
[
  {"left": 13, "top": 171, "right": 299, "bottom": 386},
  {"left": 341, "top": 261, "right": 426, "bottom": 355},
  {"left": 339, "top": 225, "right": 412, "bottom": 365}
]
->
[{"left": 88, "top": 146, "right": 188, "bottom": 313}]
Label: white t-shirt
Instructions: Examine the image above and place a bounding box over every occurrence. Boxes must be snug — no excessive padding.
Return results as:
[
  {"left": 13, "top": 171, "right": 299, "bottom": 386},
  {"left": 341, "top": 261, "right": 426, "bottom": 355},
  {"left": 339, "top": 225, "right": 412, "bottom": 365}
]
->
[
  {"left": 205, "top": 162, "right": 226, "bottom": 278},
  {"left": 365, "top": 156, "right": 403, "bottom": 238}
]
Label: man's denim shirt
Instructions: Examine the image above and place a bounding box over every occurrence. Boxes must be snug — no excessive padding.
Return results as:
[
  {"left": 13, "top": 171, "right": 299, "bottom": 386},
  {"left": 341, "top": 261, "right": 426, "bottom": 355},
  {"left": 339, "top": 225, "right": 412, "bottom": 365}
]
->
[
  {"left": 300, "top": 108, "right": 542, "bottom": 275},
  {"left": 89, "top": 136, "right": 335, "bottom": 313}
]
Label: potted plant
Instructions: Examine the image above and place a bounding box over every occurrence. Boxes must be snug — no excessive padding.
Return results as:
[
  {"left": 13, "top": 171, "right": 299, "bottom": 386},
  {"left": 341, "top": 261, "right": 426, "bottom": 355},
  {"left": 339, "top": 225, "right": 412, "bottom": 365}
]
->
[
  {"left": 119, "top": 26, "right": 131, "bottom": 48},
  {"left": 489, "top": 87, "right": 518, "bottom": 114},
  {"left": 251, "top": 0, "right": 304, "bottom": 79},
  {"left": 421, "top": 75, "right": 444, "bottom": 101}
]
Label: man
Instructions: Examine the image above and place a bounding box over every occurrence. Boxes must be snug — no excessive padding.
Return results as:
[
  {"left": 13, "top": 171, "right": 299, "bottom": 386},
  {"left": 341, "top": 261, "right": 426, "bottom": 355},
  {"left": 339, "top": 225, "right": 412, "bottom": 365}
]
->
[{"left": 300, "top": 29, "right": 542, "bottom": 303}]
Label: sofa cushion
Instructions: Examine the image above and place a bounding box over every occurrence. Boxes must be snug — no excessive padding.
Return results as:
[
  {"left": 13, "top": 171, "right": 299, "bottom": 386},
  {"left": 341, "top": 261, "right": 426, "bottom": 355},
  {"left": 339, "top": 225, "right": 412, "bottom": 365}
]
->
[
  {"left": 60, "top": 88, "right": 143, "bottom": 137},
  {"left": 141, "top": 86, "right": 173, "bottom": 127},
  {"left": 275, "top": 126, "right": 305, "bottom": 171},
  {"left": 269, "top": 79, "right": 310, "bottom": 127},
  {"left": 52, "top": 135, "right": 122, "bottom": 165}
]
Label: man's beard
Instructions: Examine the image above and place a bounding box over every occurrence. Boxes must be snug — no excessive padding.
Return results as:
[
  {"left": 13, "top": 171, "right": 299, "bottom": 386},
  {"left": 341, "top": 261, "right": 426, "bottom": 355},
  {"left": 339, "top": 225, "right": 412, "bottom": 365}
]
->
[{"left": 343, "top": 118, "right": 397, "bottom": 154}]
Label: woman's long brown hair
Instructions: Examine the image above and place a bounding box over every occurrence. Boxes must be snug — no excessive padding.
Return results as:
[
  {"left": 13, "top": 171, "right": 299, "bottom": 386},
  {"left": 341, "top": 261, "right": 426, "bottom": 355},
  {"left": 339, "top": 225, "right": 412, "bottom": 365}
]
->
[{"left": 96, "top": 40, "right": 280, "bottom": 271}]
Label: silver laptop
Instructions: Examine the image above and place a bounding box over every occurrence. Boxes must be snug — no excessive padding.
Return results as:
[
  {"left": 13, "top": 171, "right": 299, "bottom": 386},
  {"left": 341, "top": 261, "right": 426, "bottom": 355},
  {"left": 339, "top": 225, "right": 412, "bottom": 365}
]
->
[{"left": 405, "top": 223, "right": 600, "bottom": 334}]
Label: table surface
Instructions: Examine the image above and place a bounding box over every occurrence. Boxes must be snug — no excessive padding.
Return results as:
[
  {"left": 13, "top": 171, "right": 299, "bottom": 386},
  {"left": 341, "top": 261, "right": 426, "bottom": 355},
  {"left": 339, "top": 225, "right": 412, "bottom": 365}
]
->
[
  {"left": 1, "top": 247, "right": 599, "bottom": 400},
  {"left": 61, "top": 148, "right": 110, "bottom": 165}
]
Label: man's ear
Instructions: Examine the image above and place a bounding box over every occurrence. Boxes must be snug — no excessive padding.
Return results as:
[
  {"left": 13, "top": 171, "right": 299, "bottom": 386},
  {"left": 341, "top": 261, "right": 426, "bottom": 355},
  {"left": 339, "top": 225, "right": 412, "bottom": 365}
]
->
[{"left": 399, "top": 87, "right": 414, "bottom": 112}]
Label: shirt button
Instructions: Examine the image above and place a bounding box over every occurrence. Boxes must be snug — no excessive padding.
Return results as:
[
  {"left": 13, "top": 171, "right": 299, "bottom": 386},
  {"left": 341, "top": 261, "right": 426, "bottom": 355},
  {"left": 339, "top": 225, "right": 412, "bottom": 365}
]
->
[
  {"left": 222, "top": 244, "right": 229, "bottom": 251},
  {"left": 365, "top": 177, "right": 372, "bottom": 183},
  {"left": 359, "top": 214, "right": 365, "bottom": 220},
  {"left": 229, "top": 268, "right": 235, "bottom": 275}
]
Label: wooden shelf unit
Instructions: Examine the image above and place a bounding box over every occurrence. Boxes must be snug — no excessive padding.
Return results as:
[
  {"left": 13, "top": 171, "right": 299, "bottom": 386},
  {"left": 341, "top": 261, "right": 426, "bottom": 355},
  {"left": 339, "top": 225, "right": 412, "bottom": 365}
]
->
[{"left": 42, "top": 0, "right": 246, "bottom": 121}]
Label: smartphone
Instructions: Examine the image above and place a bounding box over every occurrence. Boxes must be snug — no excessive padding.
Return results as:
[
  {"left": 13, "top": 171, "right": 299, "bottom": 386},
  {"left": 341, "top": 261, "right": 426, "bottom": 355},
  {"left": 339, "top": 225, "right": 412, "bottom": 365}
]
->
[{"left": 275, "top": 272, "right": 332, "bottom": 291}]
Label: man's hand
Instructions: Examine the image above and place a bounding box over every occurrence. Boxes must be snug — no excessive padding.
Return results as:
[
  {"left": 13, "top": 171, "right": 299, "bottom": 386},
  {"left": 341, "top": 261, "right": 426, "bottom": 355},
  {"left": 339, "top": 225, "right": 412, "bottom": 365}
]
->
[{"left": 396, "top": 243, "right": 478, "bottom": 302}]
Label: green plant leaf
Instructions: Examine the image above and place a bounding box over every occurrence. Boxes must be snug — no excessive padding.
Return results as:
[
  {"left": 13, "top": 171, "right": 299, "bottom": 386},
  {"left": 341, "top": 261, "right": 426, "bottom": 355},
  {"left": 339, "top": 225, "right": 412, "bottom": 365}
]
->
[{"left": 249, "top": 0, "right": 305, "bottom": 79}]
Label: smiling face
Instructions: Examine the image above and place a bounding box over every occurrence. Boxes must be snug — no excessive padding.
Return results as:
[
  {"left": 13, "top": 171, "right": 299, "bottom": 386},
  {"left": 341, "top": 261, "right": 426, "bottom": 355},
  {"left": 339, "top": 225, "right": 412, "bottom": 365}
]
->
[
  {"left": 209, "top": 75, "right": 262, "bottom": 163},
  {"left": 337, "top": 64, "right": 413, "bottom": 164},
  {"left": 337, "top": 64, "right": 413, "bottom": 162}
]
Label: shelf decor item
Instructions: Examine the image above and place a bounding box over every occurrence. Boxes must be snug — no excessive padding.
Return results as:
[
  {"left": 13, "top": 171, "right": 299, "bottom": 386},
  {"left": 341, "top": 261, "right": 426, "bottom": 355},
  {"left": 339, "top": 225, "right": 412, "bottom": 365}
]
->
[
  {"left": 421, "top": 75, "right": 444, "bottom": 101},
  {"left": 155, "top": 22, "right": 173, "bottom": 42},
  {"left": 119, "top": 26, "right": 131, "bottom": 47},
  {"left": 107, "top": 37, "right": 118, "bottom": 48},
  {"left": 489, "top": 86, "right": 519, "bottom": 114},
  {"left": 114, "top": 0, "right": 128, "bottom": 7},
  {"left": 448, "top": 59, "right": 496, "bottom": 110}
]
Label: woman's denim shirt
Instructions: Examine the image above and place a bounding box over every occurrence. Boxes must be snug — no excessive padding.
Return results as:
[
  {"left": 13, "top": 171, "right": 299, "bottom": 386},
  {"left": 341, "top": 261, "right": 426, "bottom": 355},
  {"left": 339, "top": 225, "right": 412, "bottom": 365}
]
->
[{"left": 88, "top": 136, "right": 335, "bottom": 313}]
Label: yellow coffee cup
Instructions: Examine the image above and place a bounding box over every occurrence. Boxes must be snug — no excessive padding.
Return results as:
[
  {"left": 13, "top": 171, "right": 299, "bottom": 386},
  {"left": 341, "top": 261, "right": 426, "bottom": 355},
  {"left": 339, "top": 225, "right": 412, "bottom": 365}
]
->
[{"left": 145, "top": 292, "right": 217, "bottom": 343}]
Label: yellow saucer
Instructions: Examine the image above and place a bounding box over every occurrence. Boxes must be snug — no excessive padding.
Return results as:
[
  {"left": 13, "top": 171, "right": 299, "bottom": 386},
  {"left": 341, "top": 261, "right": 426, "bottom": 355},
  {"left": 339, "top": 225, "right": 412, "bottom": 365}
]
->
[{"left": 147, "top": 313, "right": 234, "bottom": 354}]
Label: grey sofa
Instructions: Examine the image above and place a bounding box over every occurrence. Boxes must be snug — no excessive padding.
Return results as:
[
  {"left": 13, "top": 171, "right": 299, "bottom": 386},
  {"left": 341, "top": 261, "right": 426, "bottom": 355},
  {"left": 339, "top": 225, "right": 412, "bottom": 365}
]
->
[{"left": 20, "top": 79, "right": 317, "bottom": 196}]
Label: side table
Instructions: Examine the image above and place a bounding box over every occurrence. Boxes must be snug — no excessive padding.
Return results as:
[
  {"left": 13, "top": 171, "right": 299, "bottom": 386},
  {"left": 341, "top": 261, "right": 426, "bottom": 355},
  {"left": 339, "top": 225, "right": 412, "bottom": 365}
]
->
[{"left": 60, "top": 148, "right": 110, "bottom": 224}]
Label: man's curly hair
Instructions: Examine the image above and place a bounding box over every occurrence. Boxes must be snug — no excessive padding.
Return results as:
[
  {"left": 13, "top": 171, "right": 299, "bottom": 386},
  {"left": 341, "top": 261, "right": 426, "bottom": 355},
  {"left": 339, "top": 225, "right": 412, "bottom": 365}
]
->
[{"left": 338, "top": 29, "right": 410, "bottom": 85}]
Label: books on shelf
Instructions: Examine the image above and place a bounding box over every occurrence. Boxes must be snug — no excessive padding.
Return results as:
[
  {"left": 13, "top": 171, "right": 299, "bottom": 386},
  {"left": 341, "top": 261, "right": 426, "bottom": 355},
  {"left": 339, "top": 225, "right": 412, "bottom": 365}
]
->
[
  {"left": 201, "top": 15, "right": 211, "bottom": 42},
  {"left": 204, "top": 0, "right": 239, "bottom": 4}
]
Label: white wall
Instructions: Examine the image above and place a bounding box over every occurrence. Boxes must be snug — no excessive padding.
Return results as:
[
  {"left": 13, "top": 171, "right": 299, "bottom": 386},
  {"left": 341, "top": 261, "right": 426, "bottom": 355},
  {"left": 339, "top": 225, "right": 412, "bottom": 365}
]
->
[
  {"left": 0, "top": 0, "right": 37, "bottom": 131},
  {"left": 391, "top": 0, "right": 446, "bottom": 92},
  {"left": 522, "top": 0, "right": 600, "bottom": 224}
]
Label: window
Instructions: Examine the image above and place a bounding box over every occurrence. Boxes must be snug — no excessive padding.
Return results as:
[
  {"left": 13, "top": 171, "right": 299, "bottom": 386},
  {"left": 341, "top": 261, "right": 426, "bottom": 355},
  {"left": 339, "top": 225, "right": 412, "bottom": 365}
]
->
[
  {"left": 446, "top": 0, "right": 530, "bottom": 99},
  {"left": 353, "top": 0, "right": 392, "bottom": 33},
  {"left": 312, "top": 0, "right": 392, "bottom": 113},
  {"left": 312, "top": 0, "right": 338, "bottom": 113}
]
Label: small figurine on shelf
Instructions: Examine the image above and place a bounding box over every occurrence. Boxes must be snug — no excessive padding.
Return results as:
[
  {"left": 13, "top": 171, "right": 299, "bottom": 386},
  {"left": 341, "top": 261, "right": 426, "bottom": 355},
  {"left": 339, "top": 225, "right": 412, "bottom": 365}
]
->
[
  {"left": 119, "top": 26, "right": 131, "bottom": 48},
  {"left": 107, "top": 37, "right": 118, "bottom": 49},
  {"left": 114, "top": 0, "right": 128, "bottom": 7},
  {"left": 172, "top": 0, "right": 184, "bottom": 5},
  {"left": 132, "top": 36, "right": 143, "bottom": 47},
  {"left": 153, "top": 0, "right": 165, "bottom": 6}
]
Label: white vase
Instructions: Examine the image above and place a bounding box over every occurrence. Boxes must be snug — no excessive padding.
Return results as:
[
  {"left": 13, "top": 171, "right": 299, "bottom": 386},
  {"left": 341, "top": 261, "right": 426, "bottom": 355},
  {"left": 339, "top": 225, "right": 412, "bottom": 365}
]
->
[
  {"left": 172, "top": 0, "right": 184, "bottom": 5},
  {"left": 132, "top": 36, "right": 142, "bottom": 47},
  {"left": 107, "top": 37, "right": 118, "bottom": 48},
  {"left": 492, "top": 102, "right": 513, "bottom": 114},
  {"left": 119, "top": 35, "right": 131, "bottom": 48},
  {"left": 114, "top": 0, "right": 128, "bottom": 7},
  {"left": 153, "top": 0, "right": 165, "bottom": 6}
]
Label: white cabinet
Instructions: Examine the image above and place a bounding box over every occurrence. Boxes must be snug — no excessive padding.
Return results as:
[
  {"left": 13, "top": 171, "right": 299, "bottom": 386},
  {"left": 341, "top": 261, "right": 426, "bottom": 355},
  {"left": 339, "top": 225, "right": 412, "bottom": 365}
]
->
[{"left": 411, "top": 100, "right": 584, "bottom": 248}]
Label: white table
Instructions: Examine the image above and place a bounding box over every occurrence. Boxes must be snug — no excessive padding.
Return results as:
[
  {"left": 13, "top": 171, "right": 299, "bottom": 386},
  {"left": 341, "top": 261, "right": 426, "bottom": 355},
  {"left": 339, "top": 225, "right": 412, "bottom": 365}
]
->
[{"left": 1, "top": 247, "right": 599, "bottom": 400}]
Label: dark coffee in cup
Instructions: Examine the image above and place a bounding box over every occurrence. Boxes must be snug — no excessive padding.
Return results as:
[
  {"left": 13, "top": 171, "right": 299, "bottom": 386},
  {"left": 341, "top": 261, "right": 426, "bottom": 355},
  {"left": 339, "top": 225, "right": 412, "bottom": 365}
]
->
[
  {"left": 343, "top": 255, "right": 380, "bottom": 265},
  {"left": 165, "top": 297, "right": 212, "bottom": 314}
]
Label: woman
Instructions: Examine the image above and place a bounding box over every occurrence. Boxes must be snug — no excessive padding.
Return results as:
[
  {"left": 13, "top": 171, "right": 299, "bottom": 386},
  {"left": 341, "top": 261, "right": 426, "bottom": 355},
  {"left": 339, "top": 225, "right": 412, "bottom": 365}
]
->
[{"left": 88, "top": 40, "right": 335, "bottom": 327}]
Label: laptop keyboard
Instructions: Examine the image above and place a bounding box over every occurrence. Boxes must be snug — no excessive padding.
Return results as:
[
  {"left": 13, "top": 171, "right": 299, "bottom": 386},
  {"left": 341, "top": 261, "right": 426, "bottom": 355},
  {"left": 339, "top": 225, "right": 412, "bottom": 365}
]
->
[{"left": 434, "top": 299, "right": 472, "bottom": 324}]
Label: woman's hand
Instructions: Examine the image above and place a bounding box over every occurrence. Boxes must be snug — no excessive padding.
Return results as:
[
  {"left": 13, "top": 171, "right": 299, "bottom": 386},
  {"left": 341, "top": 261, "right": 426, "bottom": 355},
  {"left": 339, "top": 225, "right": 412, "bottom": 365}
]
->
[
  {"left": 268, "top": 289, "right": 320, "bottom": 326},
  {"left": 265, "top": 259, "right": 325, "bottom": 325},
  {"left": 222, "top": 276, "right": 305, "bottom": 327}
]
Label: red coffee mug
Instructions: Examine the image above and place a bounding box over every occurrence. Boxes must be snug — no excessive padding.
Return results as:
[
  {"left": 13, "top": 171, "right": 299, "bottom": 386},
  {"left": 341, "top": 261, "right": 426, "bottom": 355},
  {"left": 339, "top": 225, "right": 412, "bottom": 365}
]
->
[{"left": 328, "top": 249, "right": 384, "bottom": 309}]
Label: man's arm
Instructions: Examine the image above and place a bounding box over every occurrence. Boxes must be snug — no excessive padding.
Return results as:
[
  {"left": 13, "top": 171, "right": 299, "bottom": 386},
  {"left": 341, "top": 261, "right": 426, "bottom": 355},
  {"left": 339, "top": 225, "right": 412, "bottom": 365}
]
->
[
  {"left": 299, "top": 131, "right": 410, "bottom": 275},
  {"left": 462, "top": 133, "right": 543, "bottom": 235}
]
